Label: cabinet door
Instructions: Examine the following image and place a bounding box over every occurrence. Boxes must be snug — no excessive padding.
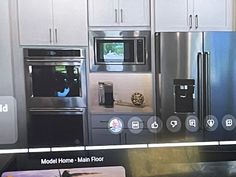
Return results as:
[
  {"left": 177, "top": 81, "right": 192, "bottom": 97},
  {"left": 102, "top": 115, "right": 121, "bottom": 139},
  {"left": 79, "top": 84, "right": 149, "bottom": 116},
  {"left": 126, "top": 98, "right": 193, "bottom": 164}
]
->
[
  {"left": 155, "top": 0, "right": 191, "bottom": 31},
  {"left": 91, "top": 129, "right": 122, "bottom": 145},
  {"left": 119, "top": 0, "right": 150, "bottom": 26},
  {"left": 88, "top": 0, "right": 119, "bottom": 26},
  {"left": 193, "top": 0, "right": 232, "bottom": 31},
  {"left": 53, "top": 0, "right": 88, "bottom": 46},
  {"left": 17, "top": 0, "right": 53, "bottom": 45},
  {"left": 125, "top": 130, "right": 155, "bottom": 144}
]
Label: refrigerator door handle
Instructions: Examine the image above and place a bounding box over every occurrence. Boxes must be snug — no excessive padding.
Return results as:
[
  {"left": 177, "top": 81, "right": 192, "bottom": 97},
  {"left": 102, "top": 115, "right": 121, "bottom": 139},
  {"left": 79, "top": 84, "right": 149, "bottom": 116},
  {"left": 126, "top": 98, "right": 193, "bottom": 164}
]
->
[
  {"left": 204, "top": 52, "right": 210, "bottom": 116},
  {"left": 197, "top": 52, "right": 204, "bottom": 128}
]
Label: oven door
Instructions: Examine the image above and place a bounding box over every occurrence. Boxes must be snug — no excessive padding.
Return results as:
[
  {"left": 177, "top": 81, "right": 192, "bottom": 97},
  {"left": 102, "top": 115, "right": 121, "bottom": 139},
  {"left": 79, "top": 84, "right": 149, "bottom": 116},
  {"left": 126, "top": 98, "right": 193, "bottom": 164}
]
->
[
  {"left": 25, "top": 60, "right": 87, "bottom": 109},
  {"left": 28, "top": 108, "right": 87, "bottom": 147}
]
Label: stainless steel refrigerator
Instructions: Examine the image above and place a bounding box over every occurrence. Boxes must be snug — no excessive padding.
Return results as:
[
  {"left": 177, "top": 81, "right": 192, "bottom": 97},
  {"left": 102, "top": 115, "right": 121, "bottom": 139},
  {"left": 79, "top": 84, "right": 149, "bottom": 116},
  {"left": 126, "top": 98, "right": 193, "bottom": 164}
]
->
[{"left": 155, "top": 32, "right": 236, "bottom": 142}]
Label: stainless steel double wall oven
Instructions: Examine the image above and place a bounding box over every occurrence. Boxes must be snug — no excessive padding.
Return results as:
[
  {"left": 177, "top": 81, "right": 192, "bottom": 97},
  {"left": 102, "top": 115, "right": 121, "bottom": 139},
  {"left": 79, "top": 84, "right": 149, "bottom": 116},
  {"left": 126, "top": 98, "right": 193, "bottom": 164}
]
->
[{"left": 24, "top": 48, "right": 88, "bottom": 147}]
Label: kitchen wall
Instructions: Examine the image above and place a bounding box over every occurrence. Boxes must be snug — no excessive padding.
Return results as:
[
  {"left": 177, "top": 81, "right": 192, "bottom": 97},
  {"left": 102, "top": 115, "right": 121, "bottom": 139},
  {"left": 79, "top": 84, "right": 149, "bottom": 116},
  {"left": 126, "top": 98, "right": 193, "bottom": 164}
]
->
[
  {"left": 0, "top": 0, "right": 27, "bottom": 148},
  {"left": 89, "top": 73, "right": 153, "bottom": 108},
  {"left": 0, "top": 0, "right": 14, "bottom": 96}
]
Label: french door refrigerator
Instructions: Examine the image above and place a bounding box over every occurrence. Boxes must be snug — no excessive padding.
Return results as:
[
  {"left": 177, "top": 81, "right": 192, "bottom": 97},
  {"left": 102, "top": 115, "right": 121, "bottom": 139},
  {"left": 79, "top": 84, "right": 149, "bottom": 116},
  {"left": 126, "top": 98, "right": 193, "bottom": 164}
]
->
[{"left": 155, "top": 32, "right": 236, "bottom": 142}]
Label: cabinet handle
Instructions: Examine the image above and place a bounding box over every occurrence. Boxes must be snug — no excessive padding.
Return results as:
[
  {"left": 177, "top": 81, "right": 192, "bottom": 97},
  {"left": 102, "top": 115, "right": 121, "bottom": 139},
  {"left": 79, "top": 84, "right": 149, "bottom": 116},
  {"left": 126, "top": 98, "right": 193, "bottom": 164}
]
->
[
  {"left": 120, "top": 9, "right": 123, "bottom": 23},
  {"left": 115, "top": 9, "right": 118, "bottom": 23},
  {"left": 189, "top": 15, "right": 192, "bottom": 29},
  {"left": 49, "top": 28, "right": 52, "bottom": 43},
  {"left": 195, "top": 15, "right": 198, "bottom": 29},
  {"left": 55, "top": 28, "right": 58, "bottom": 43}
]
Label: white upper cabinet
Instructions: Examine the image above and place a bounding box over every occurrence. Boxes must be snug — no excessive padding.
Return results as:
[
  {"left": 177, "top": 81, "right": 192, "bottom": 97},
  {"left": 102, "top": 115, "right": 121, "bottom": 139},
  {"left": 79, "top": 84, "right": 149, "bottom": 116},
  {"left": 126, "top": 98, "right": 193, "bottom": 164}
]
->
[
  {"left": 88, "top": 0, "right": 118, "bottom": 26},
  {"left": 118, "top": 0, "right": 150, "bottom": 26},
  {"left": 88, "top": 0, "right": 150, "bottom": 27},
  {"left": 155, "top": 0, "right": 233, "bottom": 31},
  {"left": 155, "top": 0, "right": 190, "bottom": 31},
  {"left": 18, "top": 0, "right": 53, "bottom": 45},
  {"left": 193, "top": 0, "right": 232, "bottom": 31},
  {"left": 18, "top": 0, "right": 88, "bottom": 46}
]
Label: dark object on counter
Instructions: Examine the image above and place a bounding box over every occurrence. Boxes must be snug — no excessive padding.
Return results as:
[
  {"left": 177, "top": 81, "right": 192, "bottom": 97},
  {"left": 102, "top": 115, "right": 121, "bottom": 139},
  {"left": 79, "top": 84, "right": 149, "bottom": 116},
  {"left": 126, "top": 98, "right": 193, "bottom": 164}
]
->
[{"left": 98, "top": 82, "right": 114, "bottom": 108}]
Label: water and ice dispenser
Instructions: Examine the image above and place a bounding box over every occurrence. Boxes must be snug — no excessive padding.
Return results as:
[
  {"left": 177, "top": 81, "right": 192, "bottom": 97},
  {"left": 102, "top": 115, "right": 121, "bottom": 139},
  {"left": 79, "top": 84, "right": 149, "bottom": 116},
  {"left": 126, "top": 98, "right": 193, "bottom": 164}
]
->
[{"left": 174, "top": 79, "right": 195, "bottom": 113}]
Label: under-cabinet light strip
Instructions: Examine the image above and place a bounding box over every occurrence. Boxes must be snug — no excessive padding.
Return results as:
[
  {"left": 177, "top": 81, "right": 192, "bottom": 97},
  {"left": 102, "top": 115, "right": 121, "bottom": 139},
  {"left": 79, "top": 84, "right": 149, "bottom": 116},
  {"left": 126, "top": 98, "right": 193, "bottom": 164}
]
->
[
  {"left": 0, "top": 149, "right": 28, "bottom": 154},
  {"left": 2, "top": 141, "right": 236, "bottom": 154},
  {"left": 28, "top": 148, "right": 51, "bottom": 153},
  {"left": 51, "top": 146, "right": 85, "bottom": 152},
  {"left": 219, "top": 141, "right": 236, "bottom": 145},
  {"left": 85, "top": 144, "right": 148, "bottom": 150},
  {"left": 148, "top": 141, "right": 219, "bottom": 148}
]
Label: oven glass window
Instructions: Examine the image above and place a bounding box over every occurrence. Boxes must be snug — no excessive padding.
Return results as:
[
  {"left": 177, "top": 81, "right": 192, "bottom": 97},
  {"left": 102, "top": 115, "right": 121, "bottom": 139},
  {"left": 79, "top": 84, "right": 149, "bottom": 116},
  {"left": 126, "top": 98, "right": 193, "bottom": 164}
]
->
[
  {"left": 32, "top": 65, "right": 81, "bottom": 97},
  {"left": 96, "top": 40, "right": 134, "bottom": 64}
]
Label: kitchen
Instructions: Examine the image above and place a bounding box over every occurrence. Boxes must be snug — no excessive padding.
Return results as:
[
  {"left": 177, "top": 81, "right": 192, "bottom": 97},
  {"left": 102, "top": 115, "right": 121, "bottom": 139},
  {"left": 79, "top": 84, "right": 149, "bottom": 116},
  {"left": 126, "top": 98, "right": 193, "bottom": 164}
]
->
[{"left": 0, "top": 0, "right": 236, "bottom": 149}]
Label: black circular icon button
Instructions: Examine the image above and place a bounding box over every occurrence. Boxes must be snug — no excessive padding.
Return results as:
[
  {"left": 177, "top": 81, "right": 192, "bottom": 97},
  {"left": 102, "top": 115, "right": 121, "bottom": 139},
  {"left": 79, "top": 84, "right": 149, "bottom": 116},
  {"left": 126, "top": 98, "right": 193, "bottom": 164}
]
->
[
  {"left": 147, "top": 116, "right": 163, "bottom": 133},
  {"left": 128, "top": 116, "right": 143, "bottom": 134},
  {"left": 205, "top": 115, "right": 218, "bottom": 131},
  {"left": 185, "top": 115, "right": 199, "bottom": 132},
  {"left": 166, "top": 116, "right": 181, "bottom": 133},
  {"left": 222, "top": 114, "right": 236, "bottom": 131}
]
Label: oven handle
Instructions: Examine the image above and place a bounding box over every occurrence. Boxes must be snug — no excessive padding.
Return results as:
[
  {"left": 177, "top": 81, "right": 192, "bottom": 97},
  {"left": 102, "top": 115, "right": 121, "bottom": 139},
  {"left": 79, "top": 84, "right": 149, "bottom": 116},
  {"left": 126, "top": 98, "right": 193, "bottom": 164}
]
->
[
  {"left": 26, "top": 59, "right": 84, "bottom": 64},
  {"left": 29, "top": 108, "right": 86, "bottom": 115}
]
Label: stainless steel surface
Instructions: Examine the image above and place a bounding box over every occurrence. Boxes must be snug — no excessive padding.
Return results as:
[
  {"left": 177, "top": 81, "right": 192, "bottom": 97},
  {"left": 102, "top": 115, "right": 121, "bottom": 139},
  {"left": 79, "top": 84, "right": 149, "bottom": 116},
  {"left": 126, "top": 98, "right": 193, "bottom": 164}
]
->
[
  {"left": 89, "top": 30, "right": 151, "bottom": 72},
  {"left": 157, "top": 32, "right": 236, "bottom": 141},
  {"left": 156, "top": 32, "right": 202, "bottom": 123},
  {"left": 49, "top": 28, "right": 52, "bottom": 43},
  {"left": 204, "top": 32, "right": 236, "bottom": 140},
  {"left": 98, "top": 82, "right": 105, "bottom": 105},
  {"left": 121, "top": 9, "right": 123, "bottom": 23},
  {"left": 55, "top": 28, "right": 58, "bottom": 43},
  {"left": 24, "top": 48, "right": 87, "bottom": 109},
  {"left": 195, "top": 15, "right": 199, "bottom": 29},
  {"left": 189, "top": 15, "right": 193, "bottom": 29},
  {"left": 29, "top": 108, "right": 85, "bottom": 115}
]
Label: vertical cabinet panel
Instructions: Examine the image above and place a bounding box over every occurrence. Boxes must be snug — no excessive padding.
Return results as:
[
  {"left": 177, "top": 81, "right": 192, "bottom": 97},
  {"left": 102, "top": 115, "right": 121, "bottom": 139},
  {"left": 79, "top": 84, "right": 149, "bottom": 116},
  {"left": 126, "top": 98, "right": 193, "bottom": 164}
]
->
[
  {"left": 18, "top": 0, "right": 53, "bottom": 45},
  {"left": 0, "top": 0, "right": 14, "bottom": 95},
  {"left": 88, "top": 0, "right": 118, "bottom": 26},
  {"left": 155, "top": 0, "right": 189, "bottom": 31},
  {"left": 194, "top": 0, "right": 232, "bottom": 31},
  {"left": 119, "top": 0, "right": 150, "bottom": 26},
  {"left": 53, "top": 0, "right": 88, "bottom": 46}
]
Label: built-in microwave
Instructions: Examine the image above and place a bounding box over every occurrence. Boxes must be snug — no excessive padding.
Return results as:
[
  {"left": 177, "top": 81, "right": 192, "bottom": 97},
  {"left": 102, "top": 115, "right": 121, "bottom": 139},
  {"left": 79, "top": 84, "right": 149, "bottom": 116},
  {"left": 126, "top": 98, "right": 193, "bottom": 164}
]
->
[{"left": 89, "top": 31, "right": 151, "bottom": 72}]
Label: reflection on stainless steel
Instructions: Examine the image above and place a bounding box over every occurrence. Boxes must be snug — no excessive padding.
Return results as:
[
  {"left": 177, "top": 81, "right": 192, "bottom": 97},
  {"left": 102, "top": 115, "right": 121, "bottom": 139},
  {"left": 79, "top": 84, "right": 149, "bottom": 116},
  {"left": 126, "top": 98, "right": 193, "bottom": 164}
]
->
[
  {"left": 156, "top": 32, "right": 201, "bottom": 122},
  {"left": 89, "top": 30, "right": 151, "bottom": 72},
  {"left": 24, "top": 48, "right": 87, "bottom": 109}
]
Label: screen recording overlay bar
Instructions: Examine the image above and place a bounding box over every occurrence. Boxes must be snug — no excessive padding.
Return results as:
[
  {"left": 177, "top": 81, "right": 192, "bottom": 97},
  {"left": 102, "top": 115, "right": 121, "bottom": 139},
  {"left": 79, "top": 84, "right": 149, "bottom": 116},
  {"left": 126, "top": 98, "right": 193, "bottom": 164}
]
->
[
  {"left": 2, "top": 166, "right": 126, "bottom": 177},
  {"left": 0, "top": 96, "right": 17, "bottom": 144}
]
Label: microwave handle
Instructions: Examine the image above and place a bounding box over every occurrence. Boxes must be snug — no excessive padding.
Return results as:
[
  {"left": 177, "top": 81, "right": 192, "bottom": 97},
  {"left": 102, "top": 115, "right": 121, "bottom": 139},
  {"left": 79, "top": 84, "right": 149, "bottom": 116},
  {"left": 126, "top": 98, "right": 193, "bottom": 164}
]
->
[{"left": 115, "top": 9, "right": 118, "bottom": 23}]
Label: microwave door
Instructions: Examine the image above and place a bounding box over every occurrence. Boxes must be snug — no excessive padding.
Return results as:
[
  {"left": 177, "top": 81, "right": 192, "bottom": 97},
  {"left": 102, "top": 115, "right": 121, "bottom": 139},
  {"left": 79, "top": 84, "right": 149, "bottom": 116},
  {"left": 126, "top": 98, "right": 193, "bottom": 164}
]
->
[{"left": 95, "top": 39, "right": 135, "bottom": 65}]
